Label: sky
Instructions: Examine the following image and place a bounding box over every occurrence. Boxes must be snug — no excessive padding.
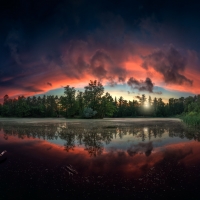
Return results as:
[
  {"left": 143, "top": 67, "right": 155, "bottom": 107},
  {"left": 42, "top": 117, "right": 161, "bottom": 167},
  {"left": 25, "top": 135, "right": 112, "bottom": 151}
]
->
[{"left": 1, "top": 0, "right": 200, "bottom": 103}]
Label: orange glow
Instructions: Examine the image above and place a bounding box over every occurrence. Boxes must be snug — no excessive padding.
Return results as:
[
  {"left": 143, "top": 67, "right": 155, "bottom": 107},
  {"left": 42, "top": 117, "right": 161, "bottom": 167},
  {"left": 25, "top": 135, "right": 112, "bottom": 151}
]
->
[
  {"left": 2, "top": 129, "right": 200, "bottom": 178},
  {"left": 1, "top": 43, "right": 199, "bottom": 101}
]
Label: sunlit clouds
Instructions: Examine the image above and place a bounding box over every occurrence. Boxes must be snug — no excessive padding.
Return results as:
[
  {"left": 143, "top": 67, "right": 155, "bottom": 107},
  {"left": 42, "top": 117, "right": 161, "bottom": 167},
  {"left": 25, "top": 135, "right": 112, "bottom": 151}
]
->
[{"left": 1, "top": 0, "right": 200, "bottom": 101}]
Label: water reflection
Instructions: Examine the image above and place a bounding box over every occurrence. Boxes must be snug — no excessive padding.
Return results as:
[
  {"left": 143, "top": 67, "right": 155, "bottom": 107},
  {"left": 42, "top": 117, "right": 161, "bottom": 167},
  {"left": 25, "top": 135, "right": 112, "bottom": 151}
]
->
[
  {"left": 1, "top": 122, "right": 199, "bottom": 154},
  {"left": 1, "top": 121, "right": 200, "bottom": 198},
  {"left": 127, "top": 141, "right": 153, "bottom": 157}
]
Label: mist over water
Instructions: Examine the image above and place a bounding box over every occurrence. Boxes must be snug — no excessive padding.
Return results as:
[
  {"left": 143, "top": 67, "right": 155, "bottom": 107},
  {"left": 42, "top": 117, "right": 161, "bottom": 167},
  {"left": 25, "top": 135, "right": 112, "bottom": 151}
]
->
[{"left": 0, "top": 119, "right": 200, "bottom": 199}]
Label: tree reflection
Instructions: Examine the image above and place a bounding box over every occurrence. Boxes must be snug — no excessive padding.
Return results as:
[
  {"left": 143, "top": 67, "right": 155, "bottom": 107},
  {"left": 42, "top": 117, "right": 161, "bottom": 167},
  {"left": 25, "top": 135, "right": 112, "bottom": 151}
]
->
[
  {"left": 101, "top": 130, "right": 113, "bottom": 144},
  {"left": 83, "top": 131, "right": 103, "bottom": 157},
  {"left": 59, "top": 128, "right": 75, "bottom": 152},
  {"left": 76, "top": 132, "right": 83, "bottom": 145},
  {"left": 1, "top": 122, "right": 200, "bottom": 156}
]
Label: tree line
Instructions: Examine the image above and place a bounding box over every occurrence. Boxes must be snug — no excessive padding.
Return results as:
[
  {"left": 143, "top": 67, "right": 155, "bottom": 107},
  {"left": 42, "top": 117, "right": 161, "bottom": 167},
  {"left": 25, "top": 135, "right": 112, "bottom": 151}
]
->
[{"left": 0, "top": 80, "right": 198, "bottom": 118}]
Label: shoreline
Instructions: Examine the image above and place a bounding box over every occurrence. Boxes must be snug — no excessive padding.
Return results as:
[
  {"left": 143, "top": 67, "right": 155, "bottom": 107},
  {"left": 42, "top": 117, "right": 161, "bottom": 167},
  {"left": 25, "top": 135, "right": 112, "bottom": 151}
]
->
[{"left": 0, "top": 117, "right": 182, "bottom": 124}]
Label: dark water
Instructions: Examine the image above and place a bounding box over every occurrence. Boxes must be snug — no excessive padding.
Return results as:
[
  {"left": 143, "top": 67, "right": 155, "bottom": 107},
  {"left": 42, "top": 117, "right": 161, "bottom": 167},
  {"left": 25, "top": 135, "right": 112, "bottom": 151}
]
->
[{"left": 0, "top": 119, "right": 200, "bottom": 199}]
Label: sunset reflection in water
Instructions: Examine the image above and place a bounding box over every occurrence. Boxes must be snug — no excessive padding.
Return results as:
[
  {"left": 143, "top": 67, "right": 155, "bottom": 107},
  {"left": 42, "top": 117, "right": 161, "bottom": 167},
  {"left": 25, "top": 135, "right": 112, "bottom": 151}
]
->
[{"left": 0, "top": 121, "right": 200, "bottom": 199}]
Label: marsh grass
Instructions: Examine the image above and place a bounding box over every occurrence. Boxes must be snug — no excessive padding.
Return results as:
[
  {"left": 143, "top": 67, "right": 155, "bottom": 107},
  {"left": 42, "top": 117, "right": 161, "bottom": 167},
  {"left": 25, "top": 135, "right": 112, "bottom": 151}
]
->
[{"left": 182, "top": 113, "right": 200, "bottom": 127}]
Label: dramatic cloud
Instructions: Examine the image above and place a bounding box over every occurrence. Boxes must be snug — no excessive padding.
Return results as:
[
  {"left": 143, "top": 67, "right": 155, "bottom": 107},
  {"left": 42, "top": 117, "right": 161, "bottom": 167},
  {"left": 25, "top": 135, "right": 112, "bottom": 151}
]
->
[
  {"left": 90, "top": 49, "right": 126, "bottom": 82},
  {"left": 135, "top": 95, "right": 141, "bottom": 100},
  {"left": 1, "top": 0, "right": 200, "bottom": 100},
  {"left": 60, "top": 42, "right": 127, "bottom": 83},
  {"left": 127, "top": 77, "right": 154, "bottom": 93},
  {"left": 142, "top": 45, "right": 193, "bottom": 86},
  {"left": 64, "top": 40, "right": 89, "bottom": 78},
  {"left": 47, "top": 82, "right": 52, "bottom": 87}
]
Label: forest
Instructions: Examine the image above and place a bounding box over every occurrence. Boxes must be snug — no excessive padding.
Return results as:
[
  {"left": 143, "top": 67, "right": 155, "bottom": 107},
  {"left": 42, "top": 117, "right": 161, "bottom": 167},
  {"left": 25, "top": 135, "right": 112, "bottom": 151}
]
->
[{"left": 0, "top": 80, "right": 199, "bottom": 119}]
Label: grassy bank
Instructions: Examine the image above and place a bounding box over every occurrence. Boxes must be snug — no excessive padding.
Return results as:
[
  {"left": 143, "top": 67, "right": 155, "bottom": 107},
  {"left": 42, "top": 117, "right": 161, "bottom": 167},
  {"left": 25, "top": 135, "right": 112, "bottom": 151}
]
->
[{"left": 181, "top": 112, "right": 200, "bottom": 127}]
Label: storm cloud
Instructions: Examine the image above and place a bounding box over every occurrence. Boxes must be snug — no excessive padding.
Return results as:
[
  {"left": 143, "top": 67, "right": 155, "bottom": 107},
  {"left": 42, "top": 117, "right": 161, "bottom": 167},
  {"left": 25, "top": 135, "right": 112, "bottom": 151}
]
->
[
  {"left": 90, "top": 49, "right": 126, "bottom": 82},
  {"left": 47, "top": 82, "right": 52, "bottom": 87},
  {"left": 60, "top": 42, "right": 127, "bottom": 83},
  {"left": 142, "top": 45, "right": 193, "bottom": 85},
  {"left": 0, "top": 0, "right": 200, "bottom": 100},
  {"left": 127, "top": 77, "right": 154, "bottom": 93}
]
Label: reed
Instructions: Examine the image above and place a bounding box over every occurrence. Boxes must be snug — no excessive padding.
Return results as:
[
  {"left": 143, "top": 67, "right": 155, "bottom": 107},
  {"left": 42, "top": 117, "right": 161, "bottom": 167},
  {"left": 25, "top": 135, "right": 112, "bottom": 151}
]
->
[{"left": 182, "top": 113, "right": 200, "bottom": 127}]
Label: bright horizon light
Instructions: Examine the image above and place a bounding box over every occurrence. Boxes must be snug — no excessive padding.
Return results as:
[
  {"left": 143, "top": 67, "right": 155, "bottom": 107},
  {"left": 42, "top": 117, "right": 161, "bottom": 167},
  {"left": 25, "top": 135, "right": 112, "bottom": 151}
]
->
[{"left": 144, "top": 103, "right": 149, "bottom": 108}]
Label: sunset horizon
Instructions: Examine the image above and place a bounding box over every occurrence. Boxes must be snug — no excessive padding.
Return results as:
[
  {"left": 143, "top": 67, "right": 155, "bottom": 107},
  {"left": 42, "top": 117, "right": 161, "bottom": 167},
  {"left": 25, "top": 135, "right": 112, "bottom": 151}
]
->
[{"left": 1, "top": 0, "right": 199, "bottom": 103}]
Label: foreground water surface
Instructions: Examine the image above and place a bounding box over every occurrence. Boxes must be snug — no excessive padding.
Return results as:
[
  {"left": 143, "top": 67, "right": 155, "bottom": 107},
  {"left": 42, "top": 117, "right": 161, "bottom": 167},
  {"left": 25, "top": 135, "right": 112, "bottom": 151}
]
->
[{"left": 0, "top": 118, "right": 200, "bottom": 199}]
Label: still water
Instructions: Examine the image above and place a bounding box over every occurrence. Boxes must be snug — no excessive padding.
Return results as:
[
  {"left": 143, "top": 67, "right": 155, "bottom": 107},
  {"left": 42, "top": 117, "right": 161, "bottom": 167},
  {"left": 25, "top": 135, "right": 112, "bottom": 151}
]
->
[{"left": 0, "top": 119, "right": 200, "bottom": 199}]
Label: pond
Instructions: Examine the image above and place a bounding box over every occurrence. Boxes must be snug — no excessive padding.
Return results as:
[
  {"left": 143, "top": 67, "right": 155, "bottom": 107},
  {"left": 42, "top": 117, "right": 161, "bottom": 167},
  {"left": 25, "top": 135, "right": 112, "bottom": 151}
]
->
[{"left": 0, "top": 118, "right": 200, "bottom": 199}]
